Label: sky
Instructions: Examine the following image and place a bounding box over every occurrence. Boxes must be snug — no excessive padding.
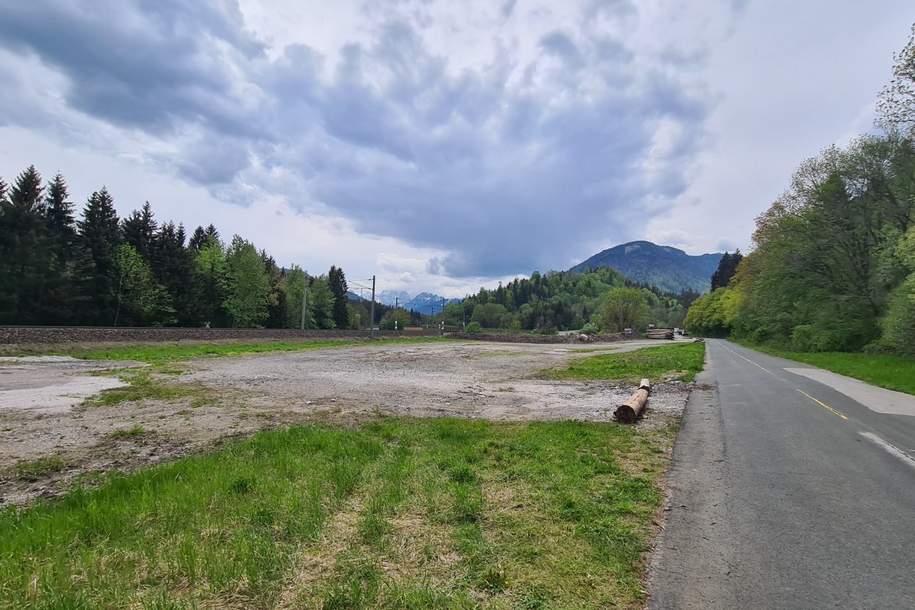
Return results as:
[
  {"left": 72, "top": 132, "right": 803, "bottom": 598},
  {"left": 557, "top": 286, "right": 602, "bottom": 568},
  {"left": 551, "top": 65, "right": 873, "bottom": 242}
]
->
[{"left": 1, "top": 0, "right": 913, "bottom": 297}]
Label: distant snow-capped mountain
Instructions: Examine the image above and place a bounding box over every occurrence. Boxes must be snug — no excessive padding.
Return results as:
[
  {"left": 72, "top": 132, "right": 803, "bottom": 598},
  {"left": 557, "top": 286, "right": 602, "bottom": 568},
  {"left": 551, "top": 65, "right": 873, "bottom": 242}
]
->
[{"left": 376, "top": 290, "right": 412, "bottom": 307}]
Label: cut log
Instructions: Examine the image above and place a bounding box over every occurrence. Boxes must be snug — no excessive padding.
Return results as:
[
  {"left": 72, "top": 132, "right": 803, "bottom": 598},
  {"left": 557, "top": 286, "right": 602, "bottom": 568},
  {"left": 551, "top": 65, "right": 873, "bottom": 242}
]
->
[
  {"left": 615, "top": 381, "right": 651, "bottom": 424},
  {"left": 646, "top": 328, "right": 674, "bottom": 340}
]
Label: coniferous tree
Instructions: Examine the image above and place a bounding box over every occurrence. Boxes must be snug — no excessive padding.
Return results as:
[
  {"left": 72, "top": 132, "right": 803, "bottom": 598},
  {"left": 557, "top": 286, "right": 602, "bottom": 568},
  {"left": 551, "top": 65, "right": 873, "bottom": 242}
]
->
[
  {"left": 122, "top": 201, "right": 157, "bottom": 261},
  {"left": 45, "top": 173, "right": 75, "bottom": 242},
  {"left": 42, "top": 173, "right": 79, "bottom": 323},
  {"left": 77, "top": 188, "right": 121, "bottom": 324},
  {"left": 189, "top": 225, "right": 209, "bottom": 252},
  {"left": 711, "top": 251, "right": 743, "bottom": 290},
  {"left": 0, "top": 166, "right": 50, "bottom": 323},
  {"left": 153, "top": 221, "right": 194, "bottom": 325},
  {"left": 328, "top": 265, "right": 349, "bottom": 328},
  {"left": 261, "top": 252, "right": 287, "bottom": 328}
]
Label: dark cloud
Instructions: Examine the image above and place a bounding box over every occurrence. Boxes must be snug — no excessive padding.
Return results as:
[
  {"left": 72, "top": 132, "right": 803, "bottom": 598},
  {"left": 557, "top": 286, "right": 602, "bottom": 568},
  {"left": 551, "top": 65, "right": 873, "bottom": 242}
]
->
[
  {"left": 0, "top": 1, "right": 263, "bottom": 137},
  {"left": 0, "top": 0, "right": 714, "bottom": 277}
]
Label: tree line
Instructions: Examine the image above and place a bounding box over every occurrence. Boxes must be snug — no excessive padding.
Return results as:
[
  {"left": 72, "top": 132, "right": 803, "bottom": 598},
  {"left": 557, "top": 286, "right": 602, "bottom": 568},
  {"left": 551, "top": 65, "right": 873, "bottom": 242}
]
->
[
  {"left": 685, "top": 25, "right": 915, "bottom": 355},
  {"left": 437, "top": 267, "right": 698, "bottom": 333},
  {"left": 0, "top": 167, "right": 379, "bottom": 329}
]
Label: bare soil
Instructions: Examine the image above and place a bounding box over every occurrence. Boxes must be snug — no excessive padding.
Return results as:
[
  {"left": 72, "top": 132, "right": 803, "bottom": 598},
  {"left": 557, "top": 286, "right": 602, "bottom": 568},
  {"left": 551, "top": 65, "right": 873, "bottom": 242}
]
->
[{"left": 0, "top": 340, "right": 689, "bottom": 506}]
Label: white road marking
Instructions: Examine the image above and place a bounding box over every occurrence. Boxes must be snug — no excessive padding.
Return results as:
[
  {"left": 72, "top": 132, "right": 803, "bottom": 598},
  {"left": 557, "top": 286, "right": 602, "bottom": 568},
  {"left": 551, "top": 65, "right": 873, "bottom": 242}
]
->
[
  {"left": 719, "top": 344, "right": 780, "bottom": 378},
  {"left": 860, "top": 432, "right": 915, "bottom": 471}
]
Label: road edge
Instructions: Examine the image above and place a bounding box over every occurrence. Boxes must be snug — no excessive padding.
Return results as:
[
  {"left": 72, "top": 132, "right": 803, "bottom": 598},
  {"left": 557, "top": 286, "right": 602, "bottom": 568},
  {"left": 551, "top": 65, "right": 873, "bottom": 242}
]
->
[{"left": 646, "top": 343, "right": 736, "bottom": 609}]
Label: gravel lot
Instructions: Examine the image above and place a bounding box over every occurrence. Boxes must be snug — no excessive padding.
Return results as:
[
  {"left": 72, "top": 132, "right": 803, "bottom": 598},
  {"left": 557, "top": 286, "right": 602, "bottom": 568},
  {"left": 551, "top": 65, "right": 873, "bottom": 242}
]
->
[{"left": 0, "top": 340, "right": 689, "bottom": 505}]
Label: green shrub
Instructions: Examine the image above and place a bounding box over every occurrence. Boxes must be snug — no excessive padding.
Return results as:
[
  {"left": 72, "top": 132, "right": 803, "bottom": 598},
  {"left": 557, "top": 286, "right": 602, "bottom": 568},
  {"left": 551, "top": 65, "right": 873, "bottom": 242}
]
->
[
  {"left": 882, "top": 274, "right": 915, "bottom": 355},
  {"left": 581, "top": 322, "right": 599, "bottom": 335},
  {"left": 465, "top": 321, "right": 482, "bottom": 334},
  {"left": 790, "top": 324, "right": 816, "bottom": 351}
]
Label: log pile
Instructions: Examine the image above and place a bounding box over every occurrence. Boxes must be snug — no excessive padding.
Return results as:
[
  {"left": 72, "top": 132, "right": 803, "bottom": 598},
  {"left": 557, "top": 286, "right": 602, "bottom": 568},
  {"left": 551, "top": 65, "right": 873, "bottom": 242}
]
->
[
  {"left": 614, "top": 378, "right": 651, "bottom": 424},
  {"left": 645, "top": 328, "right": 674, "bottom": 340}
]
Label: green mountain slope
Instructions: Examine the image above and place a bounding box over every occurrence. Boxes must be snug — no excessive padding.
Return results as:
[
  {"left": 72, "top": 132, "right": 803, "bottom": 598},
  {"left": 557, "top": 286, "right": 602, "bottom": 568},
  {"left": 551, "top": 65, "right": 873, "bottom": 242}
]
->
[{"left": 570, "top": 240, "right": 723, "bottom": 293}]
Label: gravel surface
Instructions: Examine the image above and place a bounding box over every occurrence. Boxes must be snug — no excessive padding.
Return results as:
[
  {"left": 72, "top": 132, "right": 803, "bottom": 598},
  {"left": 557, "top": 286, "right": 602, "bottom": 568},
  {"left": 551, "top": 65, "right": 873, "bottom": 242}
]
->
[{"left": 0, "top": 340, "right": 689, "bottom": 506}]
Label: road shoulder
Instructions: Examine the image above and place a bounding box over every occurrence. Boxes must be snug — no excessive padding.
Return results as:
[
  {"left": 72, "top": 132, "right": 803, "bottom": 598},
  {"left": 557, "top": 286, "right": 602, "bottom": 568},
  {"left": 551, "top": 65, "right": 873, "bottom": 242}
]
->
[{"left": 648, "top": 356, "right": 735, "bottom": 609}]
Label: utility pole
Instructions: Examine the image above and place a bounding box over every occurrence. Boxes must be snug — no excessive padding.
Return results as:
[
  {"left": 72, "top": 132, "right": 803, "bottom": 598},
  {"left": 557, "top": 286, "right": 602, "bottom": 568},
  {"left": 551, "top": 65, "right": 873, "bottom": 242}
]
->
[{"left": 370, "top": 275, "right": 376, "bottom": 335}]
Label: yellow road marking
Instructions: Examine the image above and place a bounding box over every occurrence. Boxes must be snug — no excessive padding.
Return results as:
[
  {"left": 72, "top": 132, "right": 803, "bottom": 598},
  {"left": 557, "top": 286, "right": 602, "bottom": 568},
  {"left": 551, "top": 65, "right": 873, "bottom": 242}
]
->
[{"left": 796, "top": 389, "right": 848, "bottom": 421}]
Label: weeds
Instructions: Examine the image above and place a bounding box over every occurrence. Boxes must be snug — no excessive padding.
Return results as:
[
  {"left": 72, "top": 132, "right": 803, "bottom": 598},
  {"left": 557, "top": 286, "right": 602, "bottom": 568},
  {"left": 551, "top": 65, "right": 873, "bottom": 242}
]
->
[
  {"left": 9, "top": 456, "right": 68, "bottom": 481},
  {"left": 108, "top": 425, "right": 146, "bottom": 439}
]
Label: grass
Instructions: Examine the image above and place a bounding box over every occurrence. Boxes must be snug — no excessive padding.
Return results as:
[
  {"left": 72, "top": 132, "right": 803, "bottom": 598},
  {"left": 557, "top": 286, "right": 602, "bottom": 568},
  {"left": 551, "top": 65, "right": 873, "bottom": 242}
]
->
[
  {"left": 8, "top": 456, "right": 69, "bottom": 482},
  {"left": 740, "top": 343, "right": 915, "bottom": 396},
  {"left": 65, "top": 336, "right": 453, "bottom": 365},
  {"left": 0, "top": 418, "right": 675, "bottom": 609},
  {"left": 544, "top": 341, "right": 706, "bottom": 383},
  {"left": 108, "top": 425, "right": 146, "bottom": 439},
  {"left": 84, "top": 369, "right": 208, "bottom": 407}
]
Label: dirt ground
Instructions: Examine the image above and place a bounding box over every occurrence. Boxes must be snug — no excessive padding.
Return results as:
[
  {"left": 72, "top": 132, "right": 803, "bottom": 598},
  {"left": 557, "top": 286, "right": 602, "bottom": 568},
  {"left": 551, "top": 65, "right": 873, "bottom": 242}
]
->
[{"left": 0, "top": 340, "right": 690, "bottom": 506}]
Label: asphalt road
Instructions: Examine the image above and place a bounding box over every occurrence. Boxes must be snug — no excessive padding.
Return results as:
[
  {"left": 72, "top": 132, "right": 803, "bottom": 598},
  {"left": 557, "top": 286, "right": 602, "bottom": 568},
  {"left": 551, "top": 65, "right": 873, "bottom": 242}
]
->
[{"left": 650, "top": 339, "right": 915, "bottom": 609}]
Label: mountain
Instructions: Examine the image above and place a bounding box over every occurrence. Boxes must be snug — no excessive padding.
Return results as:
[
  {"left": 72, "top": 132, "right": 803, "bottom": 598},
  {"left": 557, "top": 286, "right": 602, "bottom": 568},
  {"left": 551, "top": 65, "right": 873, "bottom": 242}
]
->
[
  {"left": 403, "top": 292, "right": 460, "bottom": 316},
  {"left": 376, "top": 290, "right": 412, "bottom": 307},
  {"left": 351, "top": 289, "right": 459, "bottom": 314},
  {"left": 570, "top": 240, "right": 723, "bottom": 293}
]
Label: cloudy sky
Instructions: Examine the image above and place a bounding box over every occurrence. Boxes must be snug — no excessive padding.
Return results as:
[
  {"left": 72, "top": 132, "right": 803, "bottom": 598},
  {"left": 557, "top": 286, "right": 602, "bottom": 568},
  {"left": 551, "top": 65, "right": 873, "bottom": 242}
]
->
[{"left": 1, "top": 1, "right": 913, "bottom": 296}]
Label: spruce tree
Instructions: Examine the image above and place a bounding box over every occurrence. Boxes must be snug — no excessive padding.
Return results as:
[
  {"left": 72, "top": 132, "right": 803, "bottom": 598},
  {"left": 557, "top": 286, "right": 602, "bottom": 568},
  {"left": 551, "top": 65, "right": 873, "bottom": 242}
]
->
[
  {"left": 152, "top": 221, "right": 193, "bottom": 325},
  {"left": 43, "top": 173, "right": 79, "bottom": 323},
  {"left": 189, "top": 225, "right": 208, "bottom": 252},
  {"left": 0, "top": 166, "right": 49, "bottom": 323},
  {"left": 77, "top": 188, "right": 121, "bottom": 324},
  {"left": 9, "top": 165, "right": 45, "bottom": 213},
  {"left": 122, "top": 201, "right": 157, "bottom": 261},
  {"left": 45, "top": 173, "right": 75, "bottom": 239},
  {"left": 328, "top": 265, "right": 349, "bottom": 328}
]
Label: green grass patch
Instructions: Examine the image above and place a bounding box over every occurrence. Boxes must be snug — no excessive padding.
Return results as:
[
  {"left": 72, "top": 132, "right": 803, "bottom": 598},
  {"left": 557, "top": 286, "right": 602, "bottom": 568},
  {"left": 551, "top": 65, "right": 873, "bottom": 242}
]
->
[
  {"left": 741, "top": 343, "right": 915, "bottom": 396},
  {"left": 0, "top": 418, "right": 675, "bottom": 609},
  {"left": 8, "top": 456, "right": 69, "bottom": 482},
  {"left": 108, "top": 425, "right": 146, "bottom": 439},
  {"left": 544, "top": 341, "right": 706, "bottom": 382},
  {"left": 84, "top": 369, "right": 207, "bottom": 407},
  {"left": 66, "top": 336, "right": 452, "bottom": 364}
]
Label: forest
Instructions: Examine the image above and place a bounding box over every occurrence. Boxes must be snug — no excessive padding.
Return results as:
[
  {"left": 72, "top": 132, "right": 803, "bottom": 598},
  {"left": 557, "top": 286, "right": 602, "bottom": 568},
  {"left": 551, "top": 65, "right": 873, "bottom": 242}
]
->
[
  {"left": 685, "top": 26, "right": 915, "bottom": 355},
  {"left": 439, "top": 267, "right": 697, "bottom": 333},
  {"left": 0, "top": 169, "right": 393, "bottom": 329}
]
